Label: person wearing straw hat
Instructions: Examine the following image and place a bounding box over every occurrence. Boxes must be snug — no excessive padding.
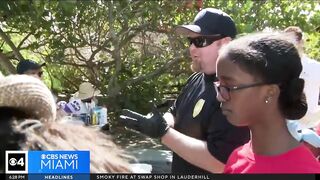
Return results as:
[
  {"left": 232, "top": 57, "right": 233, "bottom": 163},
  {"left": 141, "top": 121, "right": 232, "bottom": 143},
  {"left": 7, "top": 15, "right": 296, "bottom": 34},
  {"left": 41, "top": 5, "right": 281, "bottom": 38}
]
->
[
  {"left": 64, "top": 82, "right": 101, "bottom": 120},
  {"left": 0, "top": 75, "right": 133, "bottom": 173},
  {"left": 73, "top": 82, "right": 101, "bottom": 100},
  {"left": 0, "top": 74, "right": 56, "bottom": 121},
  {"left": 0, "top": 74, "right": 56, "bottom": 172}
]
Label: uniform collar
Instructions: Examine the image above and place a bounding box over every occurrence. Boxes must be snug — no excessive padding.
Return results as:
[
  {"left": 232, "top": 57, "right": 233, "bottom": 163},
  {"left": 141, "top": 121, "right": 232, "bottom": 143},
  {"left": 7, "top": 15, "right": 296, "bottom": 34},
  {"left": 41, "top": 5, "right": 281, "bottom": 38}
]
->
[{"left": 204, "top": 73, "right": 217, "bottom": 82}]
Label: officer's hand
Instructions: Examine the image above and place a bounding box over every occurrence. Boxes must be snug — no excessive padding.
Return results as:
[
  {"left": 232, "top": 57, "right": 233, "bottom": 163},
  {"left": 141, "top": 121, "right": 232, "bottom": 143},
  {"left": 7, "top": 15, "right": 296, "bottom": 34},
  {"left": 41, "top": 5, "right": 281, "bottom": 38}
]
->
[{"left": 119, "top": 108, "right": 169, "bottom": 138}]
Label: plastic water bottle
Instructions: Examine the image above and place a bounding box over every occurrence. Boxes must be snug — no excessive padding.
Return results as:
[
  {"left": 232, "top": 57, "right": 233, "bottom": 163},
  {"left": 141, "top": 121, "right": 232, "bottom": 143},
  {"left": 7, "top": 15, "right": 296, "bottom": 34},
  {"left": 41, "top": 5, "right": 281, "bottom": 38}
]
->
[{"left": 99, "top": 107, "right": 108, "bottom": 127}]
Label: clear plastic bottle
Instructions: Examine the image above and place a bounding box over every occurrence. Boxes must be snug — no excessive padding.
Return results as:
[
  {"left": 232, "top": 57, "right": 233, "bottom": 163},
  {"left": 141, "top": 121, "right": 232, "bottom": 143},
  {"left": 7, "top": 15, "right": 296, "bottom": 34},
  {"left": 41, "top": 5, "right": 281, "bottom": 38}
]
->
[{"left": 99, "top": 107, "right": 108, "bottom": 127}]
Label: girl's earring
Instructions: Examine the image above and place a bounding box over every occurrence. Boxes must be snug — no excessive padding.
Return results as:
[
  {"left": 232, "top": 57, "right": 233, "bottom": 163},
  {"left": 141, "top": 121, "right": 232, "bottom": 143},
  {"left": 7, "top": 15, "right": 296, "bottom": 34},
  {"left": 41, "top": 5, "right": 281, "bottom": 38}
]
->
[{"left": 265, "top": 97, "right": 272, "bottom": 104}]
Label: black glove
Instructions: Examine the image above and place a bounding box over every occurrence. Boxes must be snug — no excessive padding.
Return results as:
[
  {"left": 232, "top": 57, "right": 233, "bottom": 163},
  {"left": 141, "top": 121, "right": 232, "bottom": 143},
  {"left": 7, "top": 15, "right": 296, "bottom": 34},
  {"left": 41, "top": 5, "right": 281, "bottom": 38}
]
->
[{"left": 119, "top": 107, "right": 170, "bottom": 138}]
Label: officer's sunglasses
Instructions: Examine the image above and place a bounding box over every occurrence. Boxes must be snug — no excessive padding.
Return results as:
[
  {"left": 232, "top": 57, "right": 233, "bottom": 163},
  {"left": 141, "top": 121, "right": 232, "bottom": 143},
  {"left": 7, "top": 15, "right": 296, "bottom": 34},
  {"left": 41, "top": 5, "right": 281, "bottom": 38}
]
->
[{"left": 188, "top": 35, "right": 224, "bottom": 48}]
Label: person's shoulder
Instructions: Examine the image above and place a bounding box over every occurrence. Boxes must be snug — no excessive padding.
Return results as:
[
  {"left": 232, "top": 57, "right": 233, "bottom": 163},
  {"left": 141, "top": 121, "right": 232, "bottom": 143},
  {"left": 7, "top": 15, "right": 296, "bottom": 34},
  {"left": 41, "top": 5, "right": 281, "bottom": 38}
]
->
[
  {"left": 228, "top": 143, "right": 248, "bottom": 160},
  {"left": 284, "top": 144, "right": 318, "bottom": 162},
  {"left": 290, "top": 145, "right": 320, "bottom": 171}
]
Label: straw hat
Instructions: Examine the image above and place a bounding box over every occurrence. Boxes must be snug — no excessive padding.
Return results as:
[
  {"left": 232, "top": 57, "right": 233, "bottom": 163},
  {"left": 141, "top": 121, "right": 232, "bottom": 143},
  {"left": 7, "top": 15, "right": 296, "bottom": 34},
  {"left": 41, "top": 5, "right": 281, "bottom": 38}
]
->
[
  {"left": 0, "top": 75, "right": 56, "bottom": 121},
  {"left": 73, "top": 82, "right": 100, "bottom": 100}
]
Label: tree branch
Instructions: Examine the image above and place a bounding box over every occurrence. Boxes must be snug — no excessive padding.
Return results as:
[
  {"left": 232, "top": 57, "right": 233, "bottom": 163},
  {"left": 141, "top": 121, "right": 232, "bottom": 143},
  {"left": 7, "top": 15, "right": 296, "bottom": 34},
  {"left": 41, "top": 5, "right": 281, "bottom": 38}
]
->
[
  {"left": 0, "top": 28, "right": 24, "bottom": 60},
  {"left": 17, "top": 32, "right": 33, "bottom": 49}
]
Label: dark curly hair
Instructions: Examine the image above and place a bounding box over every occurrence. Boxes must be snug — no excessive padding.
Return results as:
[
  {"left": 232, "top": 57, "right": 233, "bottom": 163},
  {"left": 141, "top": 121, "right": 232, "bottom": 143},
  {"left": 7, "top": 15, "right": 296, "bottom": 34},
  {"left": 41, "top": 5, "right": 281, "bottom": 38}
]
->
[{"left": 218, "top": 33, "right": 307, "bottom": 120}]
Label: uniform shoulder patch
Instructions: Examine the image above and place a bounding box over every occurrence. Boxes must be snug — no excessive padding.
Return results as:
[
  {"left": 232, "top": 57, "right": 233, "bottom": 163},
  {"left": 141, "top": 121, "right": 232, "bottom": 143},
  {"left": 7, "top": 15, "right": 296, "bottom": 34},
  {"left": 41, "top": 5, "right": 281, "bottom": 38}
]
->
[{"left": 193, "top": 99, "right": 205, "bottom": 118}]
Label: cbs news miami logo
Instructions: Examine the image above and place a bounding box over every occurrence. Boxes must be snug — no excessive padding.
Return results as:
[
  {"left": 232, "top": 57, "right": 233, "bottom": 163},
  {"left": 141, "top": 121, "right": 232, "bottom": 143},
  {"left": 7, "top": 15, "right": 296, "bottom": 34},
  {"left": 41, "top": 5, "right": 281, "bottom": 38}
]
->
[{"left": 5, "top": 150, "right": 90, "bottom": 174}]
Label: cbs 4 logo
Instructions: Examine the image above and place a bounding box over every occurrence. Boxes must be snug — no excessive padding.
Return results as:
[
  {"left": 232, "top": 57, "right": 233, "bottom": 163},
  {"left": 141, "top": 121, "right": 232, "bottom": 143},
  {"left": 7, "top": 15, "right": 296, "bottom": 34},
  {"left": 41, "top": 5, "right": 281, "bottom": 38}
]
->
[{"left": 6, "top": 151, "right": 28, "bottom": 173}]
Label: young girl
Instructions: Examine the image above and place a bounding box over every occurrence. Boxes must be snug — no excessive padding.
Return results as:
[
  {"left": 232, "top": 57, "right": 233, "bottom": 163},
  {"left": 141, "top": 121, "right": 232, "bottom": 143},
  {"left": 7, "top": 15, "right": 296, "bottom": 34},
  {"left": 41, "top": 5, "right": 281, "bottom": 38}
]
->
[{"left": 214, "top": 33, "right": 320, "bottom": 173}]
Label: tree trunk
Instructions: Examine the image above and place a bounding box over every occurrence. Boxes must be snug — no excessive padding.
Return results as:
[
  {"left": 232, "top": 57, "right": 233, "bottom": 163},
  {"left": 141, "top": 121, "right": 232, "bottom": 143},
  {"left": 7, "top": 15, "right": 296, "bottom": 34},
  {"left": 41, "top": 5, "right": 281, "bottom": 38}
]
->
[{"left": 0, "top": 52, "right": 16, "bottom": 74}]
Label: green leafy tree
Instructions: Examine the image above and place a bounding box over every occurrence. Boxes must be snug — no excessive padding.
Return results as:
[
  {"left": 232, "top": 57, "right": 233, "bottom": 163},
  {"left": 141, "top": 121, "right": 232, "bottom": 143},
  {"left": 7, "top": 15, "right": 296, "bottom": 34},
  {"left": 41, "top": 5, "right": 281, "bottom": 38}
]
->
[{"left": 0, "top": 0, "right": 319, "bottom": 125}]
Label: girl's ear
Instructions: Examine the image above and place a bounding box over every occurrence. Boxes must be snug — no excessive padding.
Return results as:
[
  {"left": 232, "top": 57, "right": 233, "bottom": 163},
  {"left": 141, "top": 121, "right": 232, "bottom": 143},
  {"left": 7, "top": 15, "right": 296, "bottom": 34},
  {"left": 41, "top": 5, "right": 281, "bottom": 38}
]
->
[{"left": 264, "top": 84, "right": 280, "bottom": 102}]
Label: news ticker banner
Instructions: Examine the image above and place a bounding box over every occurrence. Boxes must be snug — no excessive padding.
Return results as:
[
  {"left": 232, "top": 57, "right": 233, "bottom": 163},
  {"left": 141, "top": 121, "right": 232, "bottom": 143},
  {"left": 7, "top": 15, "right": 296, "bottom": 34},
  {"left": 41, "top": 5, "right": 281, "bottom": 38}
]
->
[
  {"left": 5, "top": 150, "right": 90, "bottom": 180},
  {"left": 4, "top": 174, "right": 318, "bottom": 180}
]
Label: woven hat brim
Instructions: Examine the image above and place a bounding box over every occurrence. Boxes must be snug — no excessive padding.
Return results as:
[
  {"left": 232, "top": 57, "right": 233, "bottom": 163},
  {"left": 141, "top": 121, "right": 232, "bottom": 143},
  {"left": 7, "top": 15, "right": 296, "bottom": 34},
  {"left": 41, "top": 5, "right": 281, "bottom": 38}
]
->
[
  {"left": 0, "top": 75, "right": 56, "bottom": 121},
  {"left": 74, "top": 90, "right": 101, "bottom": 100}
]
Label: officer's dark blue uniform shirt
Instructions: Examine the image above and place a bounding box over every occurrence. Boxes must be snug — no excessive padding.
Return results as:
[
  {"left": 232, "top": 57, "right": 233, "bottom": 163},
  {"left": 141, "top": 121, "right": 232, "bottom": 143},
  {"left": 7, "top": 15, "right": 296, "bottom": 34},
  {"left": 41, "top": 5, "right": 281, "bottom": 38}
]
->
[{"left": 169, "top": 72, "right": 250, "bottom": 174}]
